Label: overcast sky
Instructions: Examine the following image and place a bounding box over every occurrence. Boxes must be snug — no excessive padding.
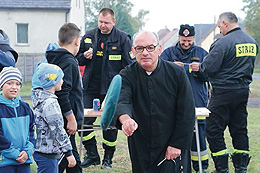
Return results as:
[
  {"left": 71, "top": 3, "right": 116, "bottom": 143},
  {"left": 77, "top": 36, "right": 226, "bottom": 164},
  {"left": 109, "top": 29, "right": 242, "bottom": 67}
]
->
[{"left": 130, "top": 0, "right": 246, "bottom": 32}]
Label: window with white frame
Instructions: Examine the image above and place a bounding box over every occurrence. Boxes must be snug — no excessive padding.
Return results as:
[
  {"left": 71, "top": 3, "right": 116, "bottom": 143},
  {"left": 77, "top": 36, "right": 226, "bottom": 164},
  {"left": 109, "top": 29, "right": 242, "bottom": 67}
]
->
[{"left": 16, "top": 23, "right": 28, "bottom": 44}]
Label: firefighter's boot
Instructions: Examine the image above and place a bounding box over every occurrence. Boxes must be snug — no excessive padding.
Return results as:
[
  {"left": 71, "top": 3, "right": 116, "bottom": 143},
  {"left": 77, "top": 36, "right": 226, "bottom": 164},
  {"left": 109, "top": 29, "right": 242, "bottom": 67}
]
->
[
  {"left": 212, "top": 154, "right": 229, "bottom": 173},
  {"left": 81, "top": 144, "right": 100, "bottom": 168},
  {"left": 101, "top": 150, "right": 114, "bottom": 169},
  {"left": 231, "top": 153, "right": 251, "bottom": 173}
]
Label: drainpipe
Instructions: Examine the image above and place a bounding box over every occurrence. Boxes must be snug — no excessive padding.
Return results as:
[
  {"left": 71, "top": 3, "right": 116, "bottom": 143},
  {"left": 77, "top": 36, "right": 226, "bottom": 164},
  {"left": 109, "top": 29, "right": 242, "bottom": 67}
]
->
[
  {"left": 65, "top": 9, "right": 70, "bottom": 22},
  {"left": 104, "top": 0, "right": 109, "bottom": 7}
]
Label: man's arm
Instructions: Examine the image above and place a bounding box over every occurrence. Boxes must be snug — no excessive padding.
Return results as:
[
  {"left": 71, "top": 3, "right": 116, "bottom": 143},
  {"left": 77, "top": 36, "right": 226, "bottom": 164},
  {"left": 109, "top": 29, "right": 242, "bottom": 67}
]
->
[
  {"left": 114, "top": 68, "right": 136, "bottom": 132},
  {"left": 168, "top": 68, "right": 195, "bottom": 150},
  {"left": 190, "top": 49, "right": 208, "bottom": 82},
  {"left": 76, "top": 34, "right": 93, "bottom": 66},
  {"left": 190, "top": 43, "right": 225, "bottom": 75},
  {"left": 65, "top": 113, "right": 77, "bottom": 135}
]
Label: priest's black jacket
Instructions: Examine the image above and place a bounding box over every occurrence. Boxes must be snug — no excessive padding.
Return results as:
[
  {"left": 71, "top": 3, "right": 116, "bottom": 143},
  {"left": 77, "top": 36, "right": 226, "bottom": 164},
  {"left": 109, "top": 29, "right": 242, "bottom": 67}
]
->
[{"left": 115, "top": 58, "right": 195, "bottom": 172}]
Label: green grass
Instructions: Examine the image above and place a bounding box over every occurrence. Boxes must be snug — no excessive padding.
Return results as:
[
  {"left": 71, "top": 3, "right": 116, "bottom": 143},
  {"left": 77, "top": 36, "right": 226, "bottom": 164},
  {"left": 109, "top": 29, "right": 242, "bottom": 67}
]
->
[
  {"left": 205, "top": 108, "right": 260, "bottom": 173},
  {"left": 22, "top": 79, "right": 260, "bottom": 173},
  {"left": 254, "top": 67, "right": 260, "bottom": 73},
  {"left": 76, "top": 118, "right": 131, "bottom": 173},
  {"left": 76, "top": 108, "right": 260, "bottom": 173},
  {"left": 20, "top": 81, "right": 32, "bottom": 96},
  {"left": 78, "top": 125, "right": 131, "bottom": 173},
  {"left": 29, "top": 108, "right": 260, "bottom": 173}
]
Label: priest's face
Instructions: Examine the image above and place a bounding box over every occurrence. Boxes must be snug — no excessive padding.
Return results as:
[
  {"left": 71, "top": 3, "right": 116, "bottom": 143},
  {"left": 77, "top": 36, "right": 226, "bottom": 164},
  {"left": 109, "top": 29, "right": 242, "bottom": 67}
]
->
[{"left": 132, "top": 31, "right": 162, "bottom": 72}]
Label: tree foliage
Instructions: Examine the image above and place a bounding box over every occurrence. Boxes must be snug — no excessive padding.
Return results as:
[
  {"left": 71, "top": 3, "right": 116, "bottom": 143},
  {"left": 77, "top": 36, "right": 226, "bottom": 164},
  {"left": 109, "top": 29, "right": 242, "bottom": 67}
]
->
[
  {"left": 84, "top": 0, "right": 149, "bottom": 37},
  {"left": 242, "top": 0, "right": 260, "bottom": 64}
]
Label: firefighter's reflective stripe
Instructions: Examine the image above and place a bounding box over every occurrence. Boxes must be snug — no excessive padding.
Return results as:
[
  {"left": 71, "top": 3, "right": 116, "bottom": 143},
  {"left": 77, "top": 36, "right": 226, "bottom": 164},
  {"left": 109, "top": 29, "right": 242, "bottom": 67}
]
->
[
  {"left": 212, "top": 149, "right": 228, "bottom": 157},
  {"left": 233, "top": 149, "right": 249, "bottom": 154},
  {"left": 191, "top": 150, "right": 209, "bottom": 161},
  {"left": 196, "top": 116, "right": 206, "bottom": 120},
  {"left": 103, "top": 138, "right": 117, "bottom": 147},
  {"left": 83, "top": 131, "right": 95, "bottom": 141}
]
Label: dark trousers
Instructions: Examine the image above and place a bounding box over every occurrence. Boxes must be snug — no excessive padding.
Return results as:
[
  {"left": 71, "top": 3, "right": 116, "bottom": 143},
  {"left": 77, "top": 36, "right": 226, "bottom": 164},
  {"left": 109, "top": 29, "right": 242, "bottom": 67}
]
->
[
  {"left": 191, "top": 119, "right": 209, "bottom": 171},
  {"left": 59, "top": 134, "right": 82, "bottom": 173},
  {"left": 80, "top": 93, "right": 118, "bottom": 151},
  {"left": 34, "top": 152, "right": 59, "bottom": 173},
  {"left": 0, "top": 164, "right": 30, "bottom": 173},
  {"left": 206, "top": 88, "right": 249, "bottom": 153}
]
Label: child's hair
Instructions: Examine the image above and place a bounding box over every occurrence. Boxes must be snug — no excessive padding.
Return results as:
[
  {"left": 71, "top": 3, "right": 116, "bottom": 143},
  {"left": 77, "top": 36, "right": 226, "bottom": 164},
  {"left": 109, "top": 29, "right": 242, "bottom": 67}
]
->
[
  {"left": 0, "top": 66, "right": 22, "bottom": 88},
  {"left": 58, "top": 23, "right": 81, "bottom": 46}
]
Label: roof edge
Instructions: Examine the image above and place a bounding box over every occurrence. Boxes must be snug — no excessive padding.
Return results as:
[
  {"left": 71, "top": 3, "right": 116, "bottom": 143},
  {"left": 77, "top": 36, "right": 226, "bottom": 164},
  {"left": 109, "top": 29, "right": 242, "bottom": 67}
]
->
[{"left": 0, "top": 7, "right": 70, "bottom": 10}]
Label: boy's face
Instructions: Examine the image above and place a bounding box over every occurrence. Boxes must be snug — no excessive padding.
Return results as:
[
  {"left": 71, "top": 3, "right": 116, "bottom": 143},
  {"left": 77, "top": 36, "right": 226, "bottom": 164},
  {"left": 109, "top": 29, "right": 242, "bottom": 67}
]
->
[
  {"left": 54, "top": 79, "right": 63, "bottom": 92},
  {"left": 1, "top": 79, "right": 21, "bottom": 100}
]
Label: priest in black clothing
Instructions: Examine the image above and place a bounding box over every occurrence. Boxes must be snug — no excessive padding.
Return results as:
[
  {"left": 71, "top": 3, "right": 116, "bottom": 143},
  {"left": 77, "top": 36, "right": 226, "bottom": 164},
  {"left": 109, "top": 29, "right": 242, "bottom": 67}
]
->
[{"left": 115, "top": 30, "right": 195, "bottom": 173}]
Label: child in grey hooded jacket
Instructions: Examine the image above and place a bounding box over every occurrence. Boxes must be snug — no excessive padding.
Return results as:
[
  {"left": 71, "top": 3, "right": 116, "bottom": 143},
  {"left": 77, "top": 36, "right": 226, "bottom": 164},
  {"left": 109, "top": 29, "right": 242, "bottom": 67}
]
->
[{"left": 32, "top": 63, "right": 76, "bottom": 173}]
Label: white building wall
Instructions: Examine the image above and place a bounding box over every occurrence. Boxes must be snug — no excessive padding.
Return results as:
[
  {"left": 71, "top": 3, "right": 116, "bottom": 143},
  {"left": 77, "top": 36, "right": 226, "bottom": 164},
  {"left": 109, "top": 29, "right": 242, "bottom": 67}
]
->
[
  {"left": 162, "top": 34, "right": 178, "bottom": 50},
  {"left": 0, "top": 9, "right": 67, "bottom": 54},
  {"left": 69, "top": 0, "right": 85, "bottom": 34},
  {"left": 201, "top": 27, "right": 220, "bottom": 52}
]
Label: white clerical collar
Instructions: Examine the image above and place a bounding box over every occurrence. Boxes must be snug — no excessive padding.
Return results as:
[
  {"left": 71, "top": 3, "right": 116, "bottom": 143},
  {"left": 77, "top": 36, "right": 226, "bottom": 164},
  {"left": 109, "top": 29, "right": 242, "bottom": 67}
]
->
[{"left": 146, "top": 71, "right": 152, "bottom": 75}]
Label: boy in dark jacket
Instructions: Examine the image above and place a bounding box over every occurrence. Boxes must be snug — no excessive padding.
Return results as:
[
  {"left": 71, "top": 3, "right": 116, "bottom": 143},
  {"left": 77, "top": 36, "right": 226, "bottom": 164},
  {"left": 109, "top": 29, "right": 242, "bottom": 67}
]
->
[{"left": 46, "top": 23, "right": 84, "bottom": 173}]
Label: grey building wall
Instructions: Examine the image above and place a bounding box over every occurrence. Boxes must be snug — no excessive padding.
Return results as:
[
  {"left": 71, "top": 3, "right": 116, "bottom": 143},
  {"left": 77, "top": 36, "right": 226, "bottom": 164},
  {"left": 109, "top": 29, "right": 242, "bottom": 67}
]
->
[{"left": 16, "top": 54, "right": 45, "bottom": 82}]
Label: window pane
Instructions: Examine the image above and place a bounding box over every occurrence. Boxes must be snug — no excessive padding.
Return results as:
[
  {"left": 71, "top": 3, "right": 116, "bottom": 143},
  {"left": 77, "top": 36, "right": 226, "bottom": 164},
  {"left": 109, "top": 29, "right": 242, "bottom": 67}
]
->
[{"left": 17, "top": 24, "right": 28, "bottom": 43}]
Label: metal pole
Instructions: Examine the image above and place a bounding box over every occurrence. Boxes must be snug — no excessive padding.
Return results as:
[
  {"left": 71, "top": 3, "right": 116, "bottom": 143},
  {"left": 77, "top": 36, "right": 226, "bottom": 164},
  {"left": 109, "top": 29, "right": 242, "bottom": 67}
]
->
[{"left": 195, "top": 118, "right": 203, "bottom": 173}]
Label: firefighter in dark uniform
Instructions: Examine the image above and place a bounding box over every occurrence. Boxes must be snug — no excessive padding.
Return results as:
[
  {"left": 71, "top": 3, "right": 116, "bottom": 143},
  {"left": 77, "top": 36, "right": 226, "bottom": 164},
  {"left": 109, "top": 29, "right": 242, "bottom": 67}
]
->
[
  {"left": 76, "top": 8, "right": 133, "bottom": 169},
  {"left": 191, "top": 12, "right": 258, "bottom": 172},
  {"left": 161, "top": 24, "right": 209, "bottom": 173}
]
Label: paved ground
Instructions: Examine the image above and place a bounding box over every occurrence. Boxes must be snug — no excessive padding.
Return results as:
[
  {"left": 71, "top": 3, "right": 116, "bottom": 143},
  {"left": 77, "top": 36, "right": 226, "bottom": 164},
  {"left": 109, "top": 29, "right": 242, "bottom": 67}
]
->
[
  {"left": 253, "top": 73, "right": 260, "bottom": 79},
  {"left": 248, "top": 74, "right": 260, "bottom": 108},
  {"left": 248, "top": 97, "right": 260, "bottom": 108}
]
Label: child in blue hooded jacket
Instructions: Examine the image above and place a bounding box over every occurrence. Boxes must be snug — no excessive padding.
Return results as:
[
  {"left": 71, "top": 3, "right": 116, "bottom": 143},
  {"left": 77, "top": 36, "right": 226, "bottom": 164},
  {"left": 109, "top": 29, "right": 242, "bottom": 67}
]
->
[{"left": 0, "top": 66, "right": 35, "bottom": 173}]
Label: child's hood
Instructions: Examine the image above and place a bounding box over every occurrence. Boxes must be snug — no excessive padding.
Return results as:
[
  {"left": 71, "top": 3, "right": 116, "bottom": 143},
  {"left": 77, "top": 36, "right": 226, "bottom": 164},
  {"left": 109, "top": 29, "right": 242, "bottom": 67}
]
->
[
  {"left": 46, "top": 48, "right": 74, "bottom": 65},
  {"left": 0, "top": 93, "right": 20, "bottom": 107}
]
